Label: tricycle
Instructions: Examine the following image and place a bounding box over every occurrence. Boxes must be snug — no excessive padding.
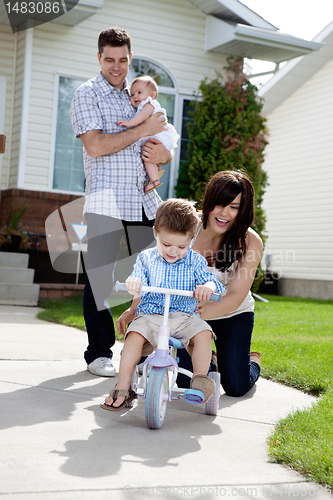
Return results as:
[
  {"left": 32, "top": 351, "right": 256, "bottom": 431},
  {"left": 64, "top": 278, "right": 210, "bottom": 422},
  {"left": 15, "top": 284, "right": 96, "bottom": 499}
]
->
[{"left": 115, "top": 281, "right": 222, "bottom": 429}]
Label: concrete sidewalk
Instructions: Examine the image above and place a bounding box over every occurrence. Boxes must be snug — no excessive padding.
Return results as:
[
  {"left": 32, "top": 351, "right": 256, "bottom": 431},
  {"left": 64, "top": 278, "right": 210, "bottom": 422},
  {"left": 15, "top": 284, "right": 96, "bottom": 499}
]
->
[{"left": 0, "top": 305, "right": 330, "bottom": 500}]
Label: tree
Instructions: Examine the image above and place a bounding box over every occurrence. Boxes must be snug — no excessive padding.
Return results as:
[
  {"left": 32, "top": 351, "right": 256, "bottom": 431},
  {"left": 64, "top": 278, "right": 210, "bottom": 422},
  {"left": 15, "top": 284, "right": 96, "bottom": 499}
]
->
[{"left": 175, "top": 58, "right": 268, "bottom": 290}]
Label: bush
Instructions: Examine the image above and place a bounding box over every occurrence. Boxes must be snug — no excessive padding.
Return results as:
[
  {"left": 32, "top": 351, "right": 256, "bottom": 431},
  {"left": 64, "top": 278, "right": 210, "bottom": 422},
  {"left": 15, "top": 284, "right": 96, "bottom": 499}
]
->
[{"left": 175, "top": 58, "right": 268, "bottom": 290}]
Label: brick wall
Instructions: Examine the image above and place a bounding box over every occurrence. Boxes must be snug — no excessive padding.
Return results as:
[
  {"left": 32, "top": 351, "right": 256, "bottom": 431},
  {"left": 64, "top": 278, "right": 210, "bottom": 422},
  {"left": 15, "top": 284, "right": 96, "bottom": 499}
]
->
[{"left": 0, "top": 189, "right": 82, "bottom": 252}]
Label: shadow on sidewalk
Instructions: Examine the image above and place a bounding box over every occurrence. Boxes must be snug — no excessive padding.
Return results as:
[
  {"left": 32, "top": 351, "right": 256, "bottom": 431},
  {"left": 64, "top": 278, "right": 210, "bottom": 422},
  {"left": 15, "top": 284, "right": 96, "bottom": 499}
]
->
[
  {"left": 0, "top": 370, "right": 108, "bottom": 429},
  {"left": 53, "top": 400, "right": 222, "bottom": 478},
  {"left": 0, "top": 368, "right": 222, "bottom": 478}
]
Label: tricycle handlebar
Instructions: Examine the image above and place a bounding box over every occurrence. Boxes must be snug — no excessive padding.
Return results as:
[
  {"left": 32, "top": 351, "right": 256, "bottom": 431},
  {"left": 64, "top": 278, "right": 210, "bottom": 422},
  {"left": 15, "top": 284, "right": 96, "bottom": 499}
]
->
[{"left": 115, "top": 281, "right": 222, "bottom": 302}]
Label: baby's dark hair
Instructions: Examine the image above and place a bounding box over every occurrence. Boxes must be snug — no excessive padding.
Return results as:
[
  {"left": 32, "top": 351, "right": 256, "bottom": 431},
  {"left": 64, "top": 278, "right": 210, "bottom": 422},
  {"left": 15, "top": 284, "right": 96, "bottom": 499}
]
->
[
  {"left": 154, "top": 198, "right": 199, "bottom": 237},
  {"left": 98, "top": 27, "right": 131, "bottom": 55},
  {"left": 131, "top": 75, "right": 158, "bottom": 97}
]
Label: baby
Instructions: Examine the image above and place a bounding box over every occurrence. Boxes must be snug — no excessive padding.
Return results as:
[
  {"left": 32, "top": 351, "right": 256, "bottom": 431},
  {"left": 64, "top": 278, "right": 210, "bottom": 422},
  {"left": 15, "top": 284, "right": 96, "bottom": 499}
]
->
[{"left": 117, "top": 75, "right": 180, "bottom": 194}]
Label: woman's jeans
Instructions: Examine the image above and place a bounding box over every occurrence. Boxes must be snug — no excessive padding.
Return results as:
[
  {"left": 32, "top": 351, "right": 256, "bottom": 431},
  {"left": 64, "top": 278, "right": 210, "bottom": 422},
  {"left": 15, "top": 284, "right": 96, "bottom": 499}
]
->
[{"left": 177, "top": 312, "right": 260, "bottom": 397}]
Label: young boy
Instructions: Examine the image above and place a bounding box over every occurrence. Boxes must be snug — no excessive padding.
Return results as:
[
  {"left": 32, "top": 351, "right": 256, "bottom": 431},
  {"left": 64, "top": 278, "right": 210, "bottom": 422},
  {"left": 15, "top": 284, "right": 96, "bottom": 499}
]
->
[{"left": 100, "top": 199, "right": 225, "bottom": 411}]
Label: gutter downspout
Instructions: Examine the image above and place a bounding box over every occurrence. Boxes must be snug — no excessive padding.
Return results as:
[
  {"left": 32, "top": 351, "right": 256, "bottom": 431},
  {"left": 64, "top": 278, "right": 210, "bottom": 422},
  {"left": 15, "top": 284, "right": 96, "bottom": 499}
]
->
[
  {"left": 17, "top": 21, "right": 33, "bottom": 189},
  {"left": 6, "top": 30, "right": 17, "bottom": 189}
]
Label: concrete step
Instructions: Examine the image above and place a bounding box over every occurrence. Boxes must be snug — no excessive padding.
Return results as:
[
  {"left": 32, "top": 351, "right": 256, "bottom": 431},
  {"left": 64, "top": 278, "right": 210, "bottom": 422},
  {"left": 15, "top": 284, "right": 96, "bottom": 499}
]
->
[
  {"left": 0, "top": 252, "right": 29, "bottom": 269},
  {"left": 0, "top": 267, "right": 35, "bottom": 284},
  {"left": 0, "top": 283, "right": 40, "bottom": 306}
]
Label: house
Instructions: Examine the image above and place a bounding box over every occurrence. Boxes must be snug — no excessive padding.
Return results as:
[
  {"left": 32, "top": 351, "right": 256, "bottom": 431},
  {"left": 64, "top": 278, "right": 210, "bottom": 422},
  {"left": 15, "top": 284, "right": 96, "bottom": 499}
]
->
[
  {"left": 258, "top": 21, "right": 333, "bottom": 300},
  {"left": 0, "top": 0, "right": 322, "bottom": 285}
]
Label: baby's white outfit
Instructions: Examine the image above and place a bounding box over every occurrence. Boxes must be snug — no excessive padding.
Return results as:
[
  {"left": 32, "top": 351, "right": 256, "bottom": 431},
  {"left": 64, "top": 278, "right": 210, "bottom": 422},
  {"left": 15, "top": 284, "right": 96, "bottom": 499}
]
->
[{"left": 137, "top": 96, "right": 180, "bottom": 151}]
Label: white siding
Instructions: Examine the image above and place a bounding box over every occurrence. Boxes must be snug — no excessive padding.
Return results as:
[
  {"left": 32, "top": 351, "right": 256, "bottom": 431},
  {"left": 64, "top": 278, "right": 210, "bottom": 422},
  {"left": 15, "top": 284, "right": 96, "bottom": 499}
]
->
[
  {"left": 0, "top": 26, "right": 15, "bottom": 189},
  {"left": 21, "top": 0, "right": 227, "bottom": 191},
  {"left": 262, "top": 58, "right": 333, "bottom": 282}
]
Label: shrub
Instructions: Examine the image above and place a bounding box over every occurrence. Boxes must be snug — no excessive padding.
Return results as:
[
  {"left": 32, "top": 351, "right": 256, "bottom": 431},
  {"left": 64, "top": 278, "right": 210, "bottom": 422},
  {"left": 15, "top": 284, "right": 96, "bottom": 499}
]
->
[{"left": 175, "top": 58, "right": 268, "bottom": 290}]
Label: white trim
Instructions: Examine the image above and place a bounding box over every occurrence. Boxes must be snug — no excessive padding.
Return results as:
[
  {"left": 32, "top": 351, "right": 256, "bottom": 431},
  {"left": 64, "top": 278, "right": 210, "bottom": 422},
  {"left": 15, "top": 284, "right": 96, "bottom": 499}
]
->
[
  {"left": 205, "top": 16, "right": 323, "bottom": 62},
  {"left": 0, "top": 76, "right": 6, "bottom": 188},
  {"left": 48, "top": 73, "right": 60, "bottom": 192},
  {"left": 219, "top": 0, "right": 277, "bottom": 30},
  {"left": 258, "top": 21, "right": 333, "bottom": 114},
  {"left": 130, "top": 54, "right": 179, "bottom": 93},
  {"left": 184, "top": 0, "right": 277, "bottom": 30},
  {"left": 258, "top": 56, "right": 302, "bottom": 96},
  {"left": 51, "top": 187, "right": 86, "bottom": 196},
  {"left": 17, "top": 25, "right": 33, "bottom": 189},
  {"left": 52, "top": 70, "right": 92, "bottom": 81},
  {"left": 235, "top": 24, "right": 323, "bottom": 51},
  {"left": 78, "top": 0, "right": 104, "bottom": 7}
]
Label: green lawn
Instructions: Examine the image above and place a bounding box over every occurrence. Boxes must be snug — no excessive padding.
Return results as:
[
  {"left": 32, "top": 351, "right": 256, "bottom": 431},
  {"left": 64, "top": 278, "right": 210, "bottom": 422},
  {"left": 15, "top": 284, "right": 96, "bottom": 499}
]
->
[
  {"left": 250, "top": 295, "right": 333, "bottom": 487},
  {"left": 37, "top": 295, "right": 131, "bottom": 341},
  {"left": 252, "top": 295, "right": 333, "bottom": 395},
  {"left": 37, "top": 293, "right": 333, "bottom": 487}
]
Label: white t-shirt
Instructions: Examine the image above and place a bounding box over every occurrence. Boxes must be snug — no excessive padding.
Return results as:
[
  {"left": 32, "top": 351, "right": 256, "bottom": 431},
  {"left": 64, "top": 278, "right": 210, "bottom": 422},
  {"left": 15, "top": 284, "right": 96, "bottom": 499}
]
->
[
  {"left": 137, "top": 96, "right": 180, "bottom": 151},
  {"left": 192, "top": 222, "right": 254, "bottom": 320}
]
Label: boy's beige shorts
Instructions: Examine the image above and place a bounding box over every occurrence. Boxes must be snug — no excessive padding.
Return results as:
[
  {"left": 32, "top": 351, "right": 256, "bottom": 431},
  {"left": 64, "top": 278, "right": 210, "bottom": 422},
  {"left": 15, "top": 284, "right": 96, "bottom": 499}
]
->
[{"left": 126, "top": 311, "right": 215, "bottom": 356}]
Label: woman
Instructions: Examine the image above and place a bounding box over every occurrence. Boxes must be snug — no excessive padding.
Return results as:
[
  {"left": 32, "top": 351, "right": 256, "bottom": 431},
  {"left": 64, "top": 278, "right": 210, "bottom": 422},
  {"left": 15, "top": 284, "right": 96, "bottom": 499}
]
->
[
  {"left": 180, "top": 170, "right": 263, "bottom": 396},
  {"left": 117, "top": 170, "right": 263, "bottom": 397}
]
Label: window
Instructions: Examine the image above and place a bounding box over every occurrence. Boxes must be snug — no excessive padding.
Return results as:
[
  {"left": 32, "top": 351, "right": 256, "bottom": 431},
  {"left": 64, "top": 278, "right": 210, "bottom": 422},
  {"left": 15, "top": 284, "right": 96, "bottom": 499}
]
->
[
  {"left": 52, "top": 76, "right": 85, "bottom": 193},
  {"left": 128, "top": 59, "right": 174, "bottom": 88},
  {"left": 172, "top": 96, "right": 198, "bottom": 195},
  {"left": 179, "top": 98, "right": 195, "bottom": 164},
  {"left": 52, "top": 60, "right": 180, "bottom": 198}
]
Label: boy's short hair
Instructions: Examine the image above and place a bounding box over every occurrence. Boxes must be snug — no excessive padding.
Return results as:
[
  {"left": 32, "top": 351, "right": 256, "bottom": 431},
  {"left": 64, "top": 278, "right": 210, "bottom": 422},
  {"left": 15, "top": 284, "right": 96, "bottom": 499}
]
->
[
  {"left": 154, "top": 199, "right": 199, "bottom": 237},
  {"left": 131, "top": 75, "right": 158, "bottom": 97},
  {"left": 98, "top": 27, "right": 132, "bottom": 55}
]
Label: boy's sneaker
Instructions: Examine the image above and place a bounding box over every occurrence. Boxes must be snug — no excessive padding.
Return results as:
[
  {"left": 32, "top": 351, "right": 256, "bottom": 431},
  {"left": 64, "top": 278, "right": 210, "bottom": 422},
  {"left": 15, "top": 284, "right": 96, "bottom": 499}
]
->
[{"left": 87, "top": 357, "right": 116, "bottom": 377}]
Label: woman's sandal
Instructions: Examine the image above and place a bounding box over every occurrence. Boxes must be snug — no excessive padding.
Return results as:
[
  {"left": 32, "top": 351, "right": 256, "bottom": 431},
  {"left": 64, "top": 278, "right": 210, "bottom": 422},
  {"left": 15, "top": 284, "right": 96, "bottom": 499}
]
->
[
  {"left": 158, "top": 168, "right": 165, "bottom": 180},
  {"left": 190, "top": 374, "right": 216, "bottom": 404},
  {"left": 145, "top": 179, "right": 163, "bottom": 194},
  {"left": 100, "top": 388, "right": 137, "bottom": 412}
]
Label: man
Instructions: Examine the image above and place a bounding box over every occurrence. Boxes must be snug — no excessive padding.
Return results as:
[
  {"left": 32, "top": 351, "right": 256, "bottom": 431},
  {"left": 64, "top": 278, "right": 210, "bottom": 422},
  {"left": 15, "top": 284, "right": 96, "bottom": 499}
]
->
[{"left": 70, "top": 27, "right": 172, "bottom": 377}]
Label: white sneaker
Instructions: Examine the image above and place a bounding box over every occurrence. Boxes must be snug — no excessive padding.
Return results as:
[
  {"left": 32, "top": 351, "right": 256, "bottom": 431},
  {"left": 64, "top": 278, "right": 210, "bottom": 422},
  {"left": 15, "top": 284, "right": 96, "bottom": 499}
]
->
[{"left": 87, "top": 357, "right": 116, "bottom": 377}]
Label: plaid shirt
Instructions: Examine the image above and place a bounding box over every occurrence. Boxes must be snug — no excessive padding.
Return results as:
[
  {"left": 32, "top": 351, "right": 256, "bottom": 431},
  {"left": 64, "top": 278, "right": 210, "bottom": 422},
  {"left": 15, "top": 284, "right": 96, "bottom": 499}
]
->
[
  {"left": 70, "top": 72, "right": 162, "bottom": 221},
  {"left": 130, "top": 247, "right": 225, "bottom": 315}
]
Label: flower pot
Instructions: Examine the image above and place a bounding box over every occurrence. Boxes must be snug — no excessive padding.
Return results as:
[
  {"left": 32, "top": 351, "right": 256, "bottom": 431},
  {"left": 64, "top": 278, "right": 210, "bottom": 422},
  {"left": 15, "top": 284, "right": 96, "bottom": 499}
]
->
[{"left": 0, "top": 234, "right": 22, "bottom": 252}]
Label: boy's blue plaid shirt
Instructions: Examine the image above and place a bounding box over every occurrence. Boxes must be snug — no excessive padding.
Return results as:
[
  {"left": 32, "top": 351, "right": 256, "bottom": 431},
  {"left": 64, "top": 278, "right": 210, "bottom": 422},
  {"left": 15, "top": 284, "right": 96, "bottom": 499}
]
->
[{"left": 130, "top": 247, "right": 225, "bottom": 315}]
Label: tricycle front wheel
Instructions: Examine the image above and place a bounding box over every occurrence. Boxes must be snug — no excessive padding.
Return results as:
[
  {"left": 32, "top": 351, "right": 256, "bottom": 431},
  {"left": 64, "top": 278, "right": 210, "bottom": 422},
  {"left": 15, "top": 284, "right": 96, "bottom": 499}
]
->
[{"left": 145, "top": 367, "right": 169, "bottom": 429}]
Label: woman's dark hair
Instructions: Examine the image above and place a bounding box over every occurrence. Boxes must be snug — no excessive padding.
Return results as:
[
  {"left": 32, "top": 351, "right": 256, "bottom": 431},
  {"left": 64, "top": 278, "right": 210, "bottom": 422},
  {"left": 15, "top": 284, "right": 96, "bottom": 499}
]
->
[{"left": 202, "top": 170, "right": 254, "bottom": 270}]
